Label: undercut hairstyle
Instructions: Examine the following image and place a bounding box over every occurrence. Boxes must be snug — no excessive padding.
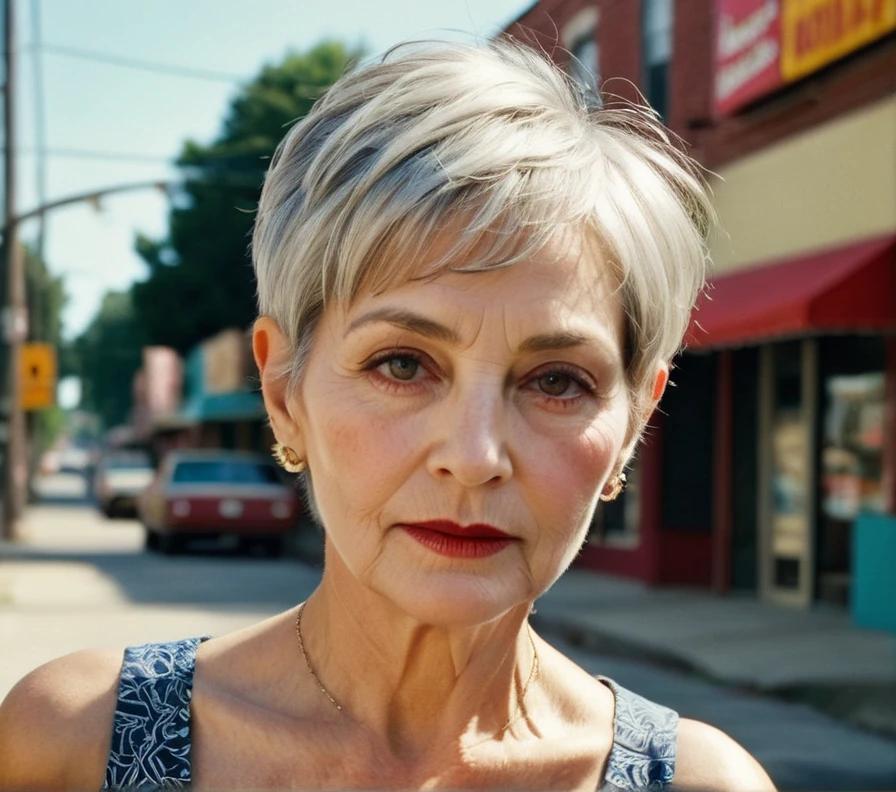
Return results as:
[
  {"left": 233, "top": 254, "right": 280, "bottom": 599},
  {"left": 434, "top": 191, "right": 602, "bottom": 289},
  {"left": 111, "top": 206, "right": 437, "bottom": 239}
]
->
[{"left": 252, "top": 37, "right": 714, "bottom": 437}]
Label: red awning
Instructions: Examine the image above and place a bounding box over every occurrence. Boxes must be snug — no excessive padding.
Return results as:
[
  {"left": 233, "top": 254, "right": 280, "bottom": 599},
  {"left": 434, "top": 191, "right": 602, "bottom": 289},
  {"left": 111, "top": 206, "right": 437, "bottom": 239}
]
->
[{"left": 685, "top": 233, "right": 896, "bottom": 350}]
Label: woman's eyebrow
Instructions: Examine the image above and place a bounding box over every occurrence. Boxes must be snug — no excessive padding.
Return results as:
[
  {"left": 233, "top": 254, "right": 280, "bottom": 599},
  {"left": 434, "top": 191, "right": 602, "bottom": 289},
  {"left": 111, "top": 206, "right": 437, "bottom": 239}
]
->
[
  {"left": 345, "top": 307, "right": 619, "bottom": 360},
  {"left": 345, "top": 308, "right": 461, "bottom": 343}
]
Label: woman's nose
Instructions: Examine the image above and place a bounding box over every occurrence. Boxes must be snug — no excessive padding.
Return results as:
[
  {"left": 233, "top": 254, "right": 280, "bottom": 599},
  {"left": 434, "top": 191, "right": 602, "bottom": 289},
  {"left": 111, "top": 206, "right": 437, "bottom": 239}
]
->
[{"left": 425, "top": 384, "right": 513, "bottom": 487}]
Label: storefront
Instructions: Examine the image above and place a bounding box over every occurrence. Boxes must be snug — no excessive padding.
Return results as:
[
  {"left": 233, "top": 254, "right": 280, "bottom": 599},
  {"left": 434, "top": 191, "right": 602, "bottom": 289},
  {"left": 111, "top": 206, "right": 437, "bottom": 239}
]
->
[{"left": 687, "top": 234, "right": 896, "bottom": 611}]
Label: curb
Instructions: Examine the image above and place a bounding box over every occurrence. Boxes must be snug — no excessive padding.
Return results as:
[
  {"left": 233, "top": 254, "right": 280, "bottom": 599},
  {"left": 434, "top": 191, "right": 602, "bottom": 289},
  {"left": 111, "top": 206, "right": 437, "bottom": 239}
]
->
[{"left": 533, "top": 610, "right": 896, "bottom": 743}]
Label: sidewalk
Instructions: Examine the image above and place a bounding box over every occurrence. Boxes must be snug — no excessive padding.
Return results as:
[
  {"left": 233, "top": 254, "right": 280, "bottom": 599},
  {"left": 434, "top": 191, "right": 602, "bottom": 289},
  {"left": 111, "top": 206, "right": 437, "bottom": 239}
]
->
[{"left": 534, "top": 567, "right": 896, "bottom": 738}]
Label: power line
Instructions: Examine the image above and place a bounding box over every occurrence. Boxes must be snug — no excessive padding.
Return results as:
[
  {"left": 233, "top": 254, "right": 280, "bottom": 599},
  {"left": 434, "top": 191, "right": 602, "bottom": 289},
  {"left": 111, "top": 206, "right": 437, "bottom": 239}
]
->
[
  {"left": 15, "top": 145, "right": 271, "bottom": 170},
  {"left": 35, "top": 42, "right": 247, "bottom": 84},
  {"left": 29, "top": 42, "right": 335, "bottom": 97},
  {"left": 17, "top": 146, "right": 177, "bottom": 164}
]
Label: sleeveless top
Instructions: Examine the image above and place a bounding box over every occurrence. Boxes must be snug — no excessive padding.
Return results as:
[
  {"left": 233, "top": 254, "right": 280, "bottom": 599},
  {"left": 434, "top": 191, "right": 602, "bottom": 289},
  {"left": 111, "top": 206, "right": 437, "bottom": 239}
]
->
[{"left": 102, "top": 637, "right": 678, "bottom": 792}]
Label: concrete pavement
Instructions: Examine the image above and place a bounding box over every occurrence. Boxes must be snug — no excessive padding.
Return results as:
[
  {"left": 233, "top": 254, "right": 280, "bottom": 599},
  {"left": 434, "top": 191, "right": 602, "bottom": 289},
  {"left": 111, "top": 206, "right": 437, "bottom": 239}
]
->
[
  {"left": 559, "top": 639, "right": 896, "bottom": 791},
  {"left": 533, "top": 565, "right": 896, "bottom": 740},
  {"left": 0, "top": 475, "right": 319, "bottom": 696},
  {"left": 536, "top": 567, "right": 896, "bottom": 687}
]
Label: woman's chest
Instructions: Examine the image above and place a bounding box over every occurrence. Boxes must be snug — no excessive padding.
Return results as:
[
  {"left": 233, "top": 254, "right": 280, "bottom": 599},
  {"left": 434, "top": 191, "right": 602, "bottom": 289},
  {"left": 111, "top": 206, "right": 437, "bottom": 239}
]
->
[{"left": 190, "top": 704, "right": 613, "bottom": 791}]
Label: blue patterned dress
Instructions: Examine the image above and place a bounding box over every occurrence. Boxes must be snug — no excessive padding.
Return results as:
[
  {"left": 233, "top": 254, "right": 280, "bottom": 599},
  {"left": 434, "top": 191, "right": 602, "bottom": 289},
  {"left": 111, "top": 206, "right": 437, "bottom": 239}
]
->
[{"left": 102, "top": 637, "right": 677, "bottom": 791}]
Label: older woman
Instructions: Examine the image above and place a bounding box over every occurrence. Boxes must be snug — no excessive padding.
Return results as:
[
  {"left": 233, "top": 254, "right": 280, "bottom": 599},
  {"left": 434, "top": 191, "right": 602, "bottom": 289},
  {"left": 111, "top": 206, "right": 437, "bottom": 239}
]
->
[{"left": 0, "top": 40, "right": 775, "bottom": 792}]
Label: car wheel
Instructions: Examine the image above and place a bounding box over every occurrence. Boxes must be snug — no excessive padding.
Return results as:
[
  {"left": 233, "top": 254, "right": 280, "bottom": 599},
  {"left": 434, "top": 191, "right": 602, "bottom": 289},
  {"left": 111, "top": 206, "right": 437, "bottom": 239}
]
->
[
  {"left": 158, "top": 532, "right": 183, "bottom": 556},
  {"left": 143, "top": 527, "right": 159, "bottom": 552}
]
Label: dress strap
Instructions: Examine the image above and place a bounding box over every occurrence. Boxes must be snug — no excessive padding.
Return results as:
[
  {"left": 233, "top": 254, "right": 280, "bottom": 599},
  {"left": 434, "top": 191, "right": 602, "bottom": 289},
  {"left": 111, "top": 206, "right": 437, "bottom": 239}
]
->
[
  {"left": 597, "top": 675, "right": 678, "bottom": 792},
  {"left": 103, "top": 636, "right": 210, "bottom": 791}
]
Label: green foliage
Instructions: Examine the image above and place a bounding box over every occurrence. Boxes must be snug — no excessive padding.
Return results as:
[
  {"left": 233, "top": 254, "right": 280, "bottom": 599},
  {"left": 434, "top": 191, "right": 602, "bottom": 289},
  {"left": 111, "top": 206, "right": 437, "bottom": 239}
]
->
[
  {"left": 73, "top": 291, "right": 146, "bottom": 431},
  {"left": 131, "top": 41, "right": 359, "bottom": 355},
  {"left": 25, "top": 245, "right": 66, "bottom": 346},
  {"left": 24, "top": 245, "right": 69, "bottom": 455}
]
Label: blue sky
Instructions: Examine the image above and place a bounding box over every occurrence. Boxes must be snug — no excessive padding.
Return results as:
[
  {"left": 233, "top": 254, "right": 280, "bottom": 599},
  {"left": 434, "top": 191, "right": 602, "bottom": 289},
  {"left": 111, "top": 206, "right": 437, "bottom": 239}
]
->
[{"left": 16, "top": 0, "right": 532, "bottom": 349}]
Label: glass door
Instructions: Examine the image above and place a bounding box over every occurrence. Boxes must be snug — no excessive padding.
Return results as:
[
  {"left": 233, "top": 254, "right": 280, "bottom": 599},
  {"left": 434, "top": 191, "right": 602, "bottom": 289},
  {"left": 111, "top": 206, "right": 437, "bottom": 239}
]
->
[{"left": 759, "top": 340, "right": 817, "bottom": 607}]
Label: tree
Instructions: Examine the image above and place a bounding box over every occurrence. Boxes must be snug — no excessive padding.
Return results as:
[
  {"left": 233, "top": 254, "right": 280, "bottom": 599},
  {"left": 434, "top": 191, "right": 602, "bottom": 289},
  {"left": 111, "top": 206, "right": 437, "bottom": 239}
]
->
[
  {"left": 72, "top": 290, "right": 146, "bottom": 431},
  {"left": 131, "top": 41, "right": 358, "bottom": 355},
  {"left": 24, "top": 246, "right": 69, "bottom": 457}
]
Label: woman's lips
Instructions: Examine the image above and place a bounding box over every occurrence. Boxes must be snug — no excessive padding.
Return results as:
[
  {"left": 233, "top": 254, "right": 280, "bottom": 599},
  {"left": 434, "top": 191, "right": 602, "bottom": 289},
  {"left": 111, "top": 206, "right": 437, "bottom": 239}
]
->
[{"left": 399, "top": 520, "right": 516, "bottom": 558}]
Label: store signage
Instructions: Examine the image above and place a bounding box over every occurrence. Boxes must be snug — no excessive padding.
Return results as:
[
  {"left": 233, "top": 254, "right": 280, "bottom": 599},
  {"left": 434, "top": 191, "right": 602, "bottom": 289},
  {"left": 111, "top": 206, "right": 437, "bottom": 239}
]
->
[{"left": 714, "top": 0, "right": 896, "bottom": 115}]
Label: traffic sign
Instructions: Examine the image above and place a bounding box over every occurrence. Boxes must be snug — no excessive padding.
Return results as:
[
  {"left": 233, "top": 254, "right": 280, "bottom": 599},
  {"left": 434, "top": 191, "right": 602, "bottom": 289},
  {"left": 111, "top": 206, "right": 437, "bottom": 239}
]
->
[{"left": 20, "top": 343, "right": 57, "bottom": 410}]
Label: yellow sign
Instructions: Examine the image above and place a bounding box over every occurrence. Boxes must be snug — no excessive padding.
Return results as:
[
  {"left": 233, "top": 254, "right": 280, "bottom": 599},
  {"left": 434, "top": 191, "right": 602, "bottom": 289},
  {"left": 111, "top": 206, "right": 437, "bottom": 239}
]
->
[
  {"left": 781, "top": 0, "right": 896, "bottom": 81},
  {"left": 20, "top": 343, "right": 57, "bottom": 410}
]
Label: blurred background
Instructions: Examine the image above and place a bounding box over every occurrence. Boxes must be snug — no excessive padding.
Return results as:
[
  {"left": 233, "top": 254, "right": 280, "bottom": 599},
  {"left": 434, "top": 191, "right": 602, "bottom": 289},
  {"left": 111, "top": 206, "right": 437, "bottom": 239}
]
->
[{"left": 1, "top": 1, "right": 894, "bottom": 788}]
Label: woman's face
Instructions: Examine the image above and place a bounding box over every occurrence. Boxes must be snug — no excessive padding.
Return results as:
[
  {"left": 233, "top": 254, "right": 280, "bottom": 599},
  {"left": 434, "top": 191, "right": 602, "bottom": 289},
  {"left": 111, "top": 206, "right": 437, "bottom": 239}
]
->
[{"left": 266, "top": 233, "right": 641, "bottom": 625}]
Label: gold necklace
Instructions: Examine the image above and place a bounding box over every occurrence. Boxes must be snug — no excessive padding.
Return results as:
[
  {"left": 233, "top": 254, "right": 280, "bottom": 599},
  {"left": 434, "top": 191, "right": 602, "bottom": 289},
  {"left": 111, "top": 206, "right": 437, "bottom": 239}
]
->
[{"left": 294, "top": 600, "right": 540, "bottom": 734}]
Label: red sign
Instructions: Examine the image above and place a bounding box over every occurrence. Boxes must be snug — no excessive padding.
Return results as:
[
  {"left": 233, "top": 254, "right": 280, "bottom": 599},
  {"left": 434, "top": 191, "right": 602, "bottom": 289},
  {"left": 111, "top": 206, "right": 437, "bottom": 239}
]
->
[
  {"left": 714, "top": 0, "right": 896, "bottom": 116},
  {"left": 715, "top": 0, "right": 782, "bottom": 115}
]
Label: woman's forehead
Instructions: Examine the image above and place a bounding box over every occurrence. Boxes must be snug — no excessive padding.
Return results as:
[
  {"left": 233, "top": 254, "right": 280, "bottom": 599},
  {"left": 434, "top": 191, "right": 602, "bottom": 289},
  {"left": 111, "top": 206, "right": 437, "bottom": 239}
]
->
[{"left": 336, "top": 234, "right": 626, "bottom": 354}]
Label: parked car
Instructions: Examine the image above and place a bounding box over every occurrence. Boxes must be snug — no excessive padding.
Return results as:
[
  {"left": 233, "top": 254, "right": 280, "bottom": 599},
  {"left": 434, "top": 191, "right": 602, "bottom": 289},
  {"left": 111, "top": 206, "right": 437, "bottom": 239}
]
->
[
  {"left": 137, "top": 449, "right": 302, "bottom": 556},
  {"left": 93, "top": 449, "right": 156, "bottom": 518}
]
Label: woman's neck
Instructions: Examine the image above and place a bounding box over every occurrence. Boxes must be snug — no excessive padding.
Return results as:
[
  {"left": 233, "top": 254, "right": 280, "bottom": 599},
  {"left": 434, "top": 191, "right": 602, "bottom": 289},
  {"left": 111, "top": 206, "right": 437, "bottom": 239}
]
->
[{"left": 296, "top": 555, "right": 539, "bottom": 766}]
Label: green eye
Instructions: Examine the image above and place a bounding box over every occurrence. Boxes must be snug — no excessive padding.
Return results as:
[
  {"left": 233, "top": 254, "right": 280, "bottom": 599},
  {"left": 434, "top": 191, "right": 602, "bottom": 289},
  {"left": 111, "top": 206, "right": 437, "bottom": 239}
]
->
[{"left": 387, "top": 356, "right": 419, "bottom": 381}]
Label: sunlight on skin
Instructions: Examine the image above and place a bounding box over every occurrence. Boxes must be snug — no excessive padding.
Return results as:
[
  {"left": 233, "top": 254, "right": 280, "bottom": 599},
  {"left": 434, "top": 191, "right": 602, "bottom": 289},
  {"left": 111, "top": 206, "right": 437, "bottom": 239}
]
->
[{"left": 253, "top": 229, "right": 668, "bottom": 771}]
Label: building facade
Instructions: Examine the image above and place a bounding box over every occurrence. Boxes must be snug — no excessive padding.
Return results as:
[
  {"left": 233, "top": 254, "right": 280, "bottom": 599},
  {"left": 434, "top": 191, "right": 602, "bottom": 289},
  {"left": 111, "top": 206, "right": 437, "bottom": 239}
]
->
[{"left": 504, "top": 0, "right": 896, "bottom": 626}]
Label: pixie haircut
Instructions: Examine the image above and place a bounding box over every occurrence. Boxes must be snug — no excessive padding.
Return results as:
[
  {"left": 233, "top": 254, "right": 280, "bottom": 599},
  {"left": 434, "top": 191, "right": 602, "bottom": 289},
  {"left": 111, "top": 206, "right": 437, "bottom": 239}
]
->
[{"left": 253, "top": 38, "right": 713, "bottom": 430}]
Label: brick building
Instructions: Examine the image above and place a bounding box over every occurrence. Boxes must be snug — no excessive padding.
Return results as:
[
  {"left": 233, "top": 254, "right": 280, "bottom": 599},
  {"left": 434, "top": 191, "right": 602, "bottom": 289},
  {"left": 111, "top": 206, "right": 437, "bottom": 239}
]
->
[{"left": 504, "top": 0, "right": 896, "bottom": 626}]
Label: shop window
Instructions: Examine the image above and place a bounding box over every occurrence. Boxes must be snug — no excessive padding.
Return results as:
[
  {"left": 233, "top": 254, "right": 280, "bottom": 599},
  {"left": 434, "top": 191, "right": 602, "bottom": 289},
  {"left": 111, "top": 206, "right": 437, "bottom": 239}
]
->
[
  {"left": 774, "top": 557, "right": 801, "bottom": 589},
  {"left": 642, "top": 0, "right": 672, "bottom": 118},
  {"left": 661, "top": 353, "right": 715, "bottom": 532},
  {"left": 588, "top": 457, "right": 640, "bottom": 547},
  {"left": 569, "top": 31, "right": 600, "bottom": 96},
  {"left": 818, "top": 335, "right": 886, "bottom": 606},
  {"left": 768, "top": 340, "right": 808, "bottom": 593},
  {"left": 732, "top": 347, "right": 759, "bottom": 591},
  {"left": 562, "top": 7, "right": 600, "bottom": 103}
]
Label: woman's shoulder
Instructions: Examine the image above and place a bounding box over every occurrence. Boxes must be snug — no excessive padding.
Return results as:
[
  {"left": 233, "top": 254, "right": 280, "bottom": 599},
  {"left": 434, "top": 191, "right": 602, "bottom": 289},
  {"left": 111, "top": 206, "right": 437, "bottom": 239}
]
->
[
  {"left": 590, "top": 675, "right": 775, "bottom": 792},
  {"left": 0, "top": 647, "right": 123, "bottom": 791},
  {"left": 671, "top": 717, "right": 776, "bottom": 792}
]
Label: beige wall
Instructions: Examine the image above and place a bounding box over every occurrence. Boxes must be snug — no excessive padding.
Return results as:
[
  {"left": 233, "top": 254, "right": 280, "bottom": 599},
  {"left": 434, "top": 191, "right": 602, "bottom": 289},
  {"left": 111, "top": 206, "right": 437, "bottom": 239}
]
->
[
  {"left": 707, "top": 95, "right": 896, "bottom": 275},
  {"left": 203, "top": 328, "right": 249, "bottom": 394}
]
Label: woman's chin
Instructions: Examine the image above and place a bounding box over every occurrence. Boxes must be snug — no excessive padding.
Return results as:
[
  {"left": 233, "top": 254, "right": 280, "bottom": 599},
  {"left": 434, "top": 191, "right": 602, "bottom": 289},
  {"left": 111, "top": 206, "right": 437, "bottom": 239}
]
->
[{"left": 371, "top": 568, "right": 530, "bottom": 627}]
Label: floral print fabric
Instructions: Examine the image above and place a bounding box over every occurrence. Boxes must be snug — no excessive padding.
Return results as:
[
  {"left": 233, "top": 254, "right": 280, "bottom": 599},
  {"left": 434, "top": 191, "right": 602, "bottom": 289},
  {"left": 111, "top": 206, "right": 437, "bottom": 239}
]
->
[
  {"left": 102, "top": 639, "right": 677, "bottom": 791},
  {"left": 597, "top": 675, "right": 678, "bottom": 791},
  {"left": 103, "top": 636, "right": 210, "bottom": 790}
]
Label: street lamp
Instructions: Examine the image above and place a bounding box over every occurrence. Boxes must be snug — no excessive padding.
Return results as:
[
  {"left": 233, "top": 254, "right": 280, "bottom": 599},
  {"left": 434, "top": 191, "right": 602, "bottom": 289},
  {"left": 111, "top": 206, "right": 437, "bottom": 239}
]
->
[{"left": 0, "top": 180, "right": 173, "bottom": 538}]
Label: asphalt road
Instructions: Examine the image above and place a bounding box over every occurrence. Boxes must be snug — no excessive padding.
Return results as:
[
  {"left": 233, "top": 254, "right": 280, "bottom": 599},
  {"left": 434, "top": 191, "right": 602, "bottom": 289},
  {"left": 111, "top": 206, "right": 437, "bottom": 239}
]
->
[{"left": 2, "top": 472, "right": 894, "bottom": 791}]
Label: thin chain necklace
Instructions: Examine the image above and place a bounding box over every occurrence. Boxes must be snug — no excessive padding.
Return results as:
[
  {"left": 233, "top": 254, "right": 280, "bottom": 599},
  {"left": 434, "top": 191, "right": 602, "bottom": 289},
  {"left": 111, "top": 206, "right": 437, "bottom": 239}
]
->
[{"left": 294, "top": 600, "right": 540, "bottom": 735}]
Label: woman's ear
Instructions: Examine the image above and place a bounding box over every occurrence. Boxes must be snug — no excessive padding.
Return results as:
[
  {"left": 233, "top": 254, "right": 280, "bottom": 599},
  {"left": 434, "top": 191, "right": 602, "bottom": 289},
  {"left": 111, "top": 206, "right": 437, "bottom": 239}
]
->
[
  {"left": 651, "top": 363, "right": 669, "bottom": 404},
  {"left": 252, "top": 316, "right": 306, "bottom": 460},
  {"left": 618, "top": 361, "right": 671, "bottom": 470}
]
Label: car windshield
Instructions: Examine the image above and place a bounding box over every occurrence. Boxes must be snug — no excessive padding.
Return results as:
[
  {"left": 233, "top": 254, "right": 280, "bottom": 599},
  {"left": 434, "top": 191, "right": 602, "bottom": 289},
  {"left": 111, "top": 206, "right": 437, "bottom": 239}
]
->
[
  {"left": 105, "top": 453, "right": 152, "bottom": 471},
  {"left": 171, "top": 459, "right": 281, "bottom": 485}
]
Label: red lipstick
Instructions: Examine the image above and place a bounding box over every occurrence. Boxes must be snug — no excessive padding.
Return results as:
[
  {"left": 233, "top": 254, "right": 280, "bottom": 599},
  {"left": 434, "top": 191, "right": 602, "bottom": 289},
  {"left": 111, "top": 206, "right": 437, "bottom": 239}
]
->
[{"left": 399, "top": 520, "right": 515, "bottom": 558}]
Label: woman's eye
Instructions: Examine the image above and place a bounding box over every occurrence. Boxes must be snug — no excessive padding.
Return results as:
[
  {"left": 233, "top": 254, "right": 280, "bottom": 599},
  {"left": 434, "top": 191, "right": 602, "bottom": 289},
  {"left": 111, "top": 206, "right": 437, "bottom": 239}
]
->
[
  {"left": 384, "top": 355, "right": 420, "bottom": 381},
  {"left": 529, "top": 367, "right": 595, "bottom": 402},
  {"left": 537, "top": 372, "right": 575, "bottom": 397}
]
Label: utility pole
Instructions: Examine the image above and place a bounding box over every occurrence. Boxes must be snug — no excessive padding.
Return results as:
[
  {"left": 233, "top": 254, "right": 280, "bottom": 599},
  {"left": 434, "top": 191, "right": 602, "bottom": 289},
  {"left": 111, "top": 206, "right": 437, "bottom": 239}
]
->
[{"left": 1, "top": 0, "right": 27, "bottom": 539}]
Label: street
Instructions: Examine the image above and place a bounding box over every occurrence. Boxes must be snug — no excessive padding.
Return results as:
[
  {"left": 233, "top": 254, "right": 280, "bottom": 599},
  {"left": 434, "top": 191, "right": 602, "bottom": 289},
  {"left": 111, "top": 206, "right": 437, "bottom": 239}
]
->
[{"left": 2, "top": 473, "right": 895, "bottom": 790}]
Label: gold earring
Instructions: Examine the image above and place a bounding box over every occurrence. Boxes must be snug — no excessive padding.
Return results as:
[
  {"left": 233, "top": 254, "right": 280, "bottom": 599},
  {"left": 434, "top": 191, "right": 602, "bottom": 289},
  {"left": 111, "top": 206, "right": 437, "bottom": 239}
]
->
[
  {"left": 271, "top": 442, "right": 306, "bottom": 473},
  {"left": 600, "top": 472, "right": 626, "bottom": 502}
]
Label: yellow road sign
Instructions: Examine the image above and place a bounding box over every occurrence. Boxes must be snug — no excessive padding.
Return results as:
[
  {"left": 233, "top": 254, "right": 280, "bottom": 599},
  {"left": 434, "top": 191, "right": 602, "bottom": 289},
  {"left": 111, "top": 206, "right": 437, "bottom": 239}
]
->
[{"left": 20, "top": 343, "right": 57, "bottom": 410}]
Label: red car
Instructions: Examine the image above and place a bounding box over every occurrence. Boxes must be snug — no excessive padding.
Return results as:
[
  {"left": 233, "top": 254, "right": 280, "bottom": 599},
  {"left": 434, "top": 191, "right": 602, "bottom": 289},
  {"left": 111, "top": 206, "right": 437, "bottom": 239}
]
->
[{"left": 138, "top": 449, "right": 303, "bottom": 556}]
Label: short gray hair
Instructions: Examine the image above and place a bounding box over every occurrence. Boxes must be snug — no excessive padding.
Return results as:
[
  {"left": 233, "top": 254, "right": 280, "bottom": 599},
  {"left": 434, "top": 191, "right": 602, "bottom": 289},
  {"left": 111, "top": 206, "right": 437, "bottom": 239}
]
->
[{"left": 253, "top": 38, "right": 713, "bottom": 429}]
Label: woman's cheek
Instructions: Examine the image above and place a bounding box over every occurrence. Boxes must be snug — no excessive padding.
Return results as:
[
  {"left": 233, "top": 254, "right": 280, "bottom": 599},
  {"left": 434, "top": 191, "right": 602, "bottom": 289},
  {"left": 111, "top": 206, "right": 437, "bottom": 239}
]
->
[
  {"left": 529, "top": 419, "right": 620, "bottom": 551},
  {"left": 317, "top": 392, "right": 424, "bottom": 499},
  {"left": 532, "top": 409, "right": 619, "bottom": 492}
]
